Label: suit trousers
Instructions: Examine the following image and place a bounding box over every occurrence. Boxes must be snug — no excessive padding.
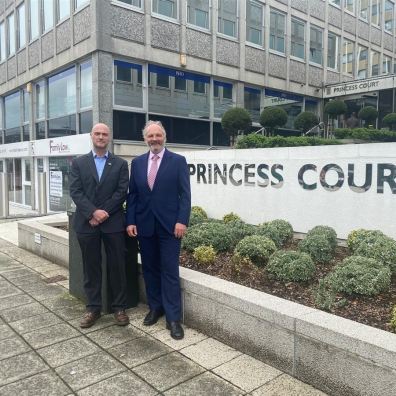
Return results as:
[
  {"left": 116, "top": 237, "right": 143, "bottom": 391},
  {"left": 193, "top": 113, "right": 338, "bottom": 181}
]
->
[
  {"left": 138, "top": 220, "right": 182, "bottom": 322},
  {"left": 77, "top": 231, "right": 127, "bottom": 312}
]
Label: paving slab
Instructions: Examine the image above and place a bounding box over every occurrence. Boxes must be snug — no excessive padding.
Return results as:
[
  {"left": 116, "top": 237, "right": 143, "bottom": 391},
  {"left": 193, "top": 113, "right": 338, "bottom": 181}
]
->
[
  {"left": 57, "top": 303, "right": 87, "bottom": 321},
  {"left": 164, "top": 371, "right": 243, "bottom": 396},
  {"left": 108, "top": 335, "right": 172, "bottom": 368},
  {"left": 0, "top": 301, "right": 49, "bottom": 323},
  {"left": 0, "top": 284, "right": 23, "bottom": 299},
  {"left": 87, "top": 324, "right": 145, "bottom": 349},
  {"left": 76, "top": 372, "right": 157, "bottom": 396},
  {"left": 9, "top": 312, "right": 63, "bottom": 334},
  {"left": 0, "top": 370, "right": 71, "bottom": 396},
  {"left": 132, "top": 351, "right": 205, "bottom": 392},
  {"left": 128, "top": 310, "right": 167, "bottom": 334},
  {"left": 37, "top": 336, "right": 100, "bottom": 367},
  {"left": 40, "top": 294, "right": 82, "bottom": 311},
  {"left": 1, "top": 268, "right": 35, "bottom": 280},
  {"left": 55, "top": 352, "right": 126, "bottom": 391},
  {"left": 22, "top": 323, "right": 80, "bottom": 349},
  {"left": 0, "top": 351, "right": 49, "bottom": 386},
  {"left": 0, "top": 324, "right": 15, "bottom": 341},
  {"left": 180, "top": 337, "right": 242, "bottom": 369},
  {"left": 213, "top": 354, "right": 282, "bottom": 393},
  {"left": 7, "top": 273, "right": 45, "bottom": 287},
  {"left": 0, "top": 293, "right": 35, "bottom": 311},
  {"left": 25, "top": 284, "right": 67, "bottom": 301},
  {"left": 0, "top": 334, "right": 31, "bottom": 360},
  {"left": 152, "top": 326, "right": 208, "bottom": 350}
]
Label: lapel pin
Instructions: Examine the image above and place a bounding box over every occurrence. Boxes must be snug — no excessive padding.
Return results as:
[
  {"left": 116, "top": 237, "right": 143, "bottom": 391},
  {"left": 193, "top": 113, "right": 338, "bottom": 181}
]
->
[{"left": 108, "top": 162, "right": 112, "bottom": 166}]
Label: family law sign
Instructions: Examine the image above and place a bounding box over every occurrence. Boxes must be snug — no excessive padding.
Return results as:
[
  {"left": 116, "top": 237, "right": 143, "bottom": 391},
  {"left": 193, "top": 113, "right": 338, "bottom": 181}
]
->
[{"left": 184, "top": 143, "right": 396, "bottom": 239}]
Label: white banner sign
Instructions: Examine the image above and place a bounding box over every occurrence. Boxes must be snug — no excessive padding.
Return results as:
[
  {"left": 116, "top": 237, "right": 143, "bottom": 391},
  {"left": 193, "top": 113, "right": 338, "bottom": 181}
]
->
[
  {"left": 49, "top": 171, "right": 63, "bottom": 198},
  {"left": 183, "top": 143, "right": 396, "bottom": 239},
  {"left": 32, "top": 133, "right": 92, "bottom": 157},
  {"left": 0, "top": 142, "right": 31, "bottom": 158}
]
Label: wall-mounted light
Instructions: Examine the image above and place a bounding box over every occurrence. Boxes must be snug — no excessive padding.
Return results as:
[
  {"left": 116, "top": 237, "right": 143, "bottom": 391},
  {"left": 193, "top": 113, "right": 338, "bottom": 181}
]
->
[
  {"left": 180, "top": 53, "right": 187, "bottom": 67},
  {"left": 26, "top": 82, "right": 32, "bottom": 93}
]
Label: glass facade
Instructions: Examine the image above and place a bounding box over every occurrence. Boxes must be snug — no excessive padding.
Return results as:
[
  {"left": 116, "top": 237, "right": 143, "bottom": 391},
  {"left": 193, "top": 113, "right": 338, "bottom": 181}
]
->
[
  {"left": 187, "top": 0, "right": 209, "bottom": 29},
  {"left": 4, "top": 91, "right": 20, "bottom": 143},
  {"left": 270, "top": 10, "right": 285, "bottom": 53},
  {"left": 291, "top": 18, "right": 305, "bottom": 59}
]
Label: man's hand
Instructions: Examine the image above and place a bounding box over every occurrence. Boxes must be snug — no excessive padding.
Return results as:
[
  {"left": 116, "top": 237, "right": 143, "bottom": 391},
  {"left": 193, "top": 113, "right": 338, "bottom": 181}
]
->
[
  {"left": 127, "top": 225, "right": 138, "bottom": 237},
  {"left": 92, "top": 209, "right": 109, "bottom": 223},
  {"left": 89, "top": 218, "right": 100, "bottom": 227},
  {"left": 174, "top": 223, "right": 187, "bottom": 239}
]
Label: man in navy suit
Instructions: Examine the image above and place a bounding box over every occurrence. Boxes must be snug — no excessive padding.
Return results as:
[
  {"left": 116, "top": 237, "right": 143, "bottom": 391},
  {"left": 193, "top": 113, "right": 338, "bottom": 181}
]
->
[
  {"left": 126, "top": 121, "right": 191, "bottom": 339},
  {"left": 70, "top": 123, "right": 130, "bottom": 328}
]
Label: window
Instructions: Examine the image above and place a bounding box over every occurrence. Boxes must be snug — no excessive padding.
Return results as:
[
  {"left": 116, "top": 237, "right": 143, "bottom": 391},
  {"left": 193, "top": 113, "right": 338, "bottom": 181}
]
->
[
  {"left": 214, "top": 80, "right": 233, "bottom": 119},
  {"left": 345, "top": 0, "right": 355, "bottom": 13},
  {"left": 371, "top": 50, "right": 380, "bottom": 76},
  {"left": 115, "top": 0, "right": 141, "bottom": 7},
  {"left": 246, "top": 0, "right": 263, "bottom": 46},
  {"left": 36, "top": 80, "right": 46, "bottom": 120},
  {"left": 342, "top": 40, "right": 354, "bottom": 74},
  {"left": 42, "top": 0, "right": 54, "bottom": 32},
  {"left": 385, "top": 0, "right": 394, "bottom": 32},
  {"left": 371, "top": 0, "right": 381, "bottom": 26},
  {"left": 244, "top": 86, "right": 261, "bottom": 122},
  {"left": 383, "top": 55, "right": 391, "bottom": 74},
  {"left": 58, "top": 0, "right": 70, "bottom": 21},
  {"left": 327, "top": 32, "right": 339, "bottom": 70},
  {"left": 17, "top": 3, "right": 26, "bottom": 49},
  {"left": 269, "top": 10, "right": 285, "bottom": 53},
  {"left": 114, "top": 60, "right": 143, "bottom": 108},
  {"left": 359, "top": 0, "right": 369, "bottom": 19},
  {"left": 174, "top": 77, "right": 186, "bottom": 90},
  {"left": 0, "top": 23, "right": 5, "bottom": 62},
  {"left": 80, "top": 60, "right": 92, "bottom": 109},
  {"left": 7, "top": 13, "right": 15, "bottom": 57},
  {"left": 156, "top": 73, "right": 169, "bottom": 88},
  {"left": 23, "top": 89, "right": 30, "bottom": 123},
  {"left": 357, "top": 45, "right": 368, "bottom": 78},
  {"left": 75, "top": 0, "right": 89, "bottom": 9},
  {"left": 310, "top": 26, "right": 323, "bottom": 65},
  {"left": 30, "top": 0, "right": 39, "bottom": 40},
  {"left": 152, "top": 0, "right": 177, "bottom": 19},
  {"left": 218, "top": 0, "right": 237, "bottom": 38},
  {"left": 187, "top": 0, "right": 209, "bottom": 29},
  {"left": 194, "top": 80, "right": 206, "bottom": 93},
  {"left": 48, "top": 67, "right": 76, "bottom": 118},
  {"left": 4, "top": 91, "right": 21, "bottom": 143},
  {"left": 291, "top": 18, "right": 305, "bottom": 59},
  {"left": 330, "top": 0, "right": 341, "bottom": 6}
]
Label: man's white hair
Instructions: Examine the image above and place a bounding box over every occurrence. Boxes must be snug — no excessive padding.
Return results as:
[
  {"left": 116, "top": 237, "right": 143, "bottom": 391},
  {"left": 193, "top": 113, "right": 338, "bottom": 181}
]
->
[{"left": 142, "top": 120, "right": 167, "bottom": 139}]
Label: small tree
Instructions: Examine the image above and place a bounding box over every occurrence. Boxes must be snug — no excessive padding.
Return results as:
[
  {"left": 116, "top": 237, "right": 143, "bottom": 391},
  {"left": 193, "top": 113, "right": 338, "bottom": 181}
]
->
[
  {"left": 382, "top": 113, "right": 396, "bottom": 131},
  {"left": 324, "top": 100, "right": 347, "bottom": 137},
  {"left": 294, "top": 112, "right": 319, "bottom": 134},
  {"left": 260, "top": 107, "right": 288, "bottom": 135},
  {"left": 358, "top": 106, "right": 378, "bottom": 128},
  {"left": 221, "top": 107, "right": 252, "bottom": 146}
]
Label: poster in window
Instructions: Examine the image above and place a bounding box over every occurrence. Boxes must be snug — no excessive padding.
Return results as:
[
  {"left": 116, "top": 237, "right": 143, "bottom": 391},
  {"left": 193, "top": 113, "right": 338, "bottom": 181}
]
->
[{"left": 49, "top": 170, "right": 63, "bottom": 198}]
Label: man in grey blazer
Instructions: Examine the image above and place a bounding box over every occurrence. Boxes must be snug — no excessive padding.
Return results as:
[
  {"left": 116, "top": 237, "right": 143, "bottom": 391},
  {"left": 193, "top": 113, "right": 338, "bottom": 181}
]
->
[{"left": 70, "top": 123, "right": 129, "bottom": 328}]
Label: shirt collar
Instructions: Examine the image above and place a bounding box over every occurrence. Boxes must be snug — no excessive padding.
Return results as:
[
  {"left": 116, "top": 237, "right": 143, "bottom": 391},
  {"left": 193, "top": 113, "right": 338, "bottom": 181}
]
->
[
  {"left": 92, "top": 150, "right": 109, "bottom": 159},
  {"left": 150, "top": 148, "right": 165, "bottom": 160}
]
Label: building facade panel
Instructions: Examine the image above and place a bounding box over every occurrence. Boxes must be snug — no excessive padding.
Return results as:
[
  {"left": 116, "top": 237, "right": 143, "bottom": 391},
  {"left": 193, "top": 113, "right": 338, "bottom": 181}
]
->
[
  {"left": 268, "top": 53, "right": 287, "bottom": 79},
  {"left": 56, "top": 20, "right": 72, "bottom": 54},
  {"left": 151, "top": 18, "right": 180, "bottom": 52},
  {"left": 41, "top": 31, "right": 54, "bottom": 62},
  {"left": 7, "top": 56, "right": 16, "bottom": 80},
  {"left": 0, "top": 63, "right": 6, "bottom": 84},
  {"left": 308, "top": 65, "right": 322, "bottom": 87},
  {"left": 73, "top": 5, "right": 91, "bottom": 45},
  {"left": 343, "top": 13, "right": 356, "bottom": 35},
  {"left": 328, "top": 6, "right": 342, "bottom": 29},
  {"left": 291, "top": 0, "right": 308, "bottom": 13},
  {"left": 5, "top": 0, "right": 12, "bottom": 9},
  {"left": 357, "top": 20, "right": 370, "bottom": 40},
  {"left": 0, "top": 0, "right": 4, "bottom": 14},
  {"left": 326, "top": 70, "right": 340, "bottom": 85},
  {"left": 17, "top": 48, "right": 26, "bottom": 74},
  {"left": 289, "top": 60, "right": 306, "bottom": 84},
  {"left": 216, "top": 38, "right": 239, "bottom": 67},
  {"left": 383, "top": 33, "right": 393, "bottom": 51},
  {"left": 28, "top": 40, "right": 40, "bottom": 68},
  {"left": 186, "top": 29, "right": 212, "bottom": 60},
  {"left": 309, "top": 0, "right": 326, "bottom": 21},
  {"left": 370, "top": 27, "right": 382, "bottom": 46},
  {"left": 245, "top": 46, "right": 265, "bottom": 74},
  {"left": 111, "top": 6, "right": 144, "bottom": 43}
]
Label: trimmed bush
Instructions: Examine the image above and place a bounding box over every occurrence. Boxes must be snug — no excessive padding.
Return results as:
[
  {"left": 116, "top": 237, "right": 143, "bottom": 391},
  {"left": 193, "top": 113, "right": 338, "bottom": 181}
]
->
[
  {"left": 234, "top": 235, "right": 277, "bottom": 267},
  {"left": 382, "top": 113, "right": 396, "bottom": 131},
  {"left": 334, "top": 128, "right": 396, "bottom": 142},
  {"left": 294, "top": 111, "right": 319, "bottom": 133},
  {"left": 223, "top": 212, "right": 241, "bottom": 223},
  {"left": 230, "top": 253, "right": 257, "bottom": 275},
  {"left": 326, "top": 256, "right": 391, "bottom": 296},
  {"left": 324, "top": 100, "right": 347, "bottom": 118},
  {"left": 257, "top": 219, "right": 293, "bottom": 248},
  {"left": 191, "top": 206, "right": 207, "bottom": 218},
  {"left": 313, "top": 279, "right": 337, "bottom": 311},
  {"left": 221, "top": 107, "right": 252, "bottom": 143},
  {"left": 346, "top": 229, "right": 385, "bottom": 253},
  {"left": 182, "top": 222, "right": 234, "bottom": 252},
  {"left": 298, "top": 234, "right": 335, "bottom": 263},
  {"left": 189, "top": 206, "right": 208, "bottom": 227},
  {"left": 358, "top": 106, "right": 378, "bottom": 126},
  {"left": 306, "top": 225, "right": 337, "bottom": 248},
  {"left": 267, "top": 250, "right": 315, "bottom": 282},
  {"left": 226, "top": 220, "right": 258, "bottom": 244},
  {"left": 391, "top": 305, "right": 396, "bottom": 332},
  {"left": 260, "top": 107, "right": 287, "bottom": 134},
  {"left": 193, "top": 245, "right": 216, "bottom": 264}
]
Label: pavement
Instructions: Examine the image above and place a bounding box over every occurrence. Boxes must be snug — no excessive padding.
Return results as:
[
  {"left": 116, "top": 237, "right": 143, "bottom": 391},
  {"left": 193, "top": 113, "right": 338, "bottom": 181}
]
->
[{"left": 0, "top": 219, "right": 327, "bottom": 395}]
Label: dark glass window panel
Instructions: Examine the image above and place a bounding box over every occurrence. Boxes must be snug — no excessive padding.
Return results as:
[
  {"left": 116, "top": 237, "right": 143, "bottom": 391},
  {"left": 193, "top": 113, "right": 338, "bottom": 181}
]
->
[
  {"left": 156, "top": 73, "right": 169, "bottom": 88},
  {"left": 378, "top": 89, "right": 393, "bottom": 129},
  {"left": 25, "top": 160, "right": 31, "bottom": 182},
  {"left": 79, "top": 111, "right": 93, "bottom": 134},
  {"left": 23, "top": 125, "right": 30, "bottom": 141},
  {"left": 48, "top": 114, "right": 77, "bottom": 138},
  {"left": 194, "top": 81, "right": 206, "bottom": 93},
  {"left": 148, "top": 114, "right": 210, "bottom": 145},
  {"left": 116, "top": 65, "right": 132, "bottom": 82},
  {"left": 223, "top": 86, "right": 232, "bottom": 99},
  {"left": 213, "top": 122, "right": 230, "bottom": 146},
  {"left": 4, "top": 127, "right": 21, "bottom": 143},
  {"left": 113, "top": 110, "right": 146, "bottom": 141},
  {"left": 48, "top": 156, "right": 74, "bottom": 211},
  {"left": 36, "top": 121, "right": 46, "bottom": 140},
  {"left": 175, "top": 77, "right": 186, "bottom": 91}
]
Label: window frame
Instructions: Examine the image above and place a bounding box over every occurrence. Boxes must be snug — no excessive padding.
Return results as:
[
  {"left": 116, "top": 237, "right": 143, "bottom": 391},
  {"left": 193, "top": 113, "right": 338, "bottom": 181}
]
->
[
  {"left": 246, "top": 0, "right": 264, "bottom": 47},
  {"left": 152, "top": 0, "right": 178, "bottom": 21},
  {"left": 269, "top": 9, "right": 286, "bottom": 54},
  {"left": 309, "top": 25, "right": 323, "bottom": 66},
  {"left": 42, "top": 0, "right": 54, "bottom": 33},
  {"left": 290, "top": 17, "right": 305, "bottom": 60},
  {"left": 186, "top": 0, "right": 210, "bottom": 31},
  {"left": 327, "top": 31, "right": 339, "bottom": 71},
  {"left": 17, "top": 3, "right": 26, "bottom": 50},
  {"left": 217, "top": 0, "right": 238, "bottom": 39},
  {"left": 57, "top": 0, "right": 71, "bottom": 23},
  {"left": 7, "top": 12, "right": 15, "bottom": 58}
]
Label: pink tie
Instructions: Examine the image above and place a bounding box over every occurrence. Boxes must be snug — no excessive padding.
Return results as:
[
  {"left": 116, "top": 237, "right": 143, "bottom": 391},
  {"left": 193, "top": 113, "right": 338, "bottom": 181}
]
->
[{"left": 148, "top": 154, "right": 159, "bottom": 190}]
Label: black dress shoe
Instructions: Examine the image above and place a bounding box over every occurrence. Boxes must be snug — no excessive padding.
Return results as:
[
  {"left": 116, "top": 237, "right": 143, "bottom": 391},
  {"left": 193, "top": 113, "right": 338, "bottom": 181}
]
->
[
  {"left": 143, "top": 310, "right": 164, "bottom": 326},
  {"left": 166, "top": 321, "right": 184, "bottom": 340}
]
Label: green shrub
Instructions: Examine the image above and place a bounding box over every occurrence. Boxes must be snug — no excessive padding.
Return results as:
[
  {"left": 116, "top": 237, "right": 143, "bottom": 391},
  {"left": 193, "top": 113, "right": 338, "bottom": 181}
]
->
[
  {"left": 193, "top": 245, "right": 216, "bottom": 264},
  {"left": 382, "top": 113, "right": 396, "bottom": 131},
  {"left": 226, "top": 220, "right": 258, "bottom": 244},
  {"left": 257, "top": 219, "right": 293, "bottom": 248},
  {"left": 313, "top": 279, "right": 337, "bottom": 311},
  {"left": 354, "top": 235, "right": 396, "bottom": 274},
  {"left": 298, "top": 234, "right": 335, "bottom": 263},
  {"left": 326, "top": 256, "right": 391, "bottom": 296},
  {"left": 189, "top": 212, "right": 208, "bottom": 227},
  {"left": 391, "top": 305, "right": 396, "bottom": 332},
  {"left": 267, "top": 250, "right": 315, "bottom": 282},
  {"left": 306, "top": 225, "right": 337, "bottom": 248},
  {"left": 324, "top": 100, "right": 347, "bottom": 118},
  {"left": 221, "top": 107, "right": 252, "bottom": 143},
  {"left": 334, "top": 128, "right": 396, "bottom": 142},
  {"left": 234, "top": 235, "right": 277, "bottom": 267},
  {"left": 260, "top": 107, "right": 288, "bottom": 134},
  {"left": 223, "top": 212, "right": 241, "bottom": 223},
  {"left": 294, "top": 112, "right": 319, "bottom": 133},
  {"left": 230, "top": 252, "right": 257, "bottom": 275},
  {"left": 191, "top": 206, "right": 207, "bottom": 217},
  {"left": 358, "top": 106, "right": 378, "bottom": 126},
  {"left": 182, "top": 222, "right": 234, "bottom": 252},
  {"left": 346, "top": 229, "right": 385, "bottom": 252}
]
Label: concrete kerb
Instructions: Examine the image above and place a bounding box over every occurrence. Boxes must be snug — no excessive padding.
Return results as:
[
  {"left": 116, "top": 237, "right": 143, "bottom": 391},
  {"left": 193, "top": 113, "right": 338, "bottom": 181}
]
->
[{"left": 16, "top": 218, "right": 396, "bottom": 396}]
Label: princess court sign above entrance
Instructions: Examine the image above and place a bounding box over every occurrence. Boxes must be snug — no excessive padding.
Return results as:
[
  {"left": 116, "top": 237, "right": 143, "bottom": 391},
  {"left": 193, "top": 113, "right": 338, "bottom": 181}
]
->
[
  {"left": 184, "top": 143, "right": 396, "bottom": 239},
  {"left": 324, "top": 75, "right": 395, "bottom": 98}
]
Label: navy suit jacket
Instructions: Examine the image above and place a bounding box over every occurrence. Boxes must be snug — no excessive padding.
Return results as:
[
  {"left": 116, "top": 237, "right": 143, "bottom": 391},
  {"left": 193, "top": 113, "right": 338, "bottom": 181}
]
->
[
  {"left": 126, "top": 149, "right": 191, "bottom": 237},
  {"left": 70, "top": 152, "right": 129, "bottom": 234}
]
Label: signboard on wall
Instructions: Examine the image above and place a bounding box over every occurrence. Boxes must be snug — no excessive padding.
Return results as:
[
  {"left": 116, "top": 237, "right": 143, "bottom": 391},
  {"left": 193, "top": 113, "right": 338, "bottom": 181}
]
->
[
  {"left": 49, "top": 171, "right": 63, "bottom": 198},
  {"left": 32, "top": 133, "right": 92, "bottom": 157},
  {"left": 0, "top": 142, "right": 31, "bottom": 158},
  {"left": 183, "top": 143, "right": 396, "bottom": 239}
]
